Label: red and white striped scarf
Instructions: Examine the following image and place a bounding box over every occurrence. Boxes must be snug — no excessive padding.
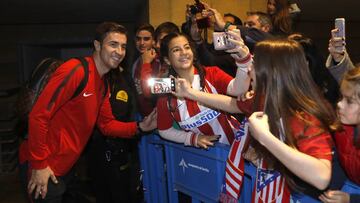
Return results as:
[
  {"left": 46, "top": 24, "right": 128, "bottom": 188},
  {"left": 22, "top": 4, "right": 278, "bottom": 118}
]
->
[
  {"left": 251, "top": 159, "right": 290, "bottom": 203},
  {"left": 220, "top": 118, "right": 291, "bottom": 203},
  {"left": 220, "top": 118, "right": 249, "bottom": 202}
]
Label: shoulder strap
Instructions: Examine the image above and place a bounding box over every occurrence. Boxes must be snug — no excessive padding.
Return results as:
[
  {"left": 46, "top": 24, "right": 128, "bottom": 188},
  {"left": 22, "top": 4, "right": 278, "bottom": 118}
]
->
[
  {"left": 103, "top": 74, "right": 109, "bottom": 99},
  {"left": 71, "top": 57, "right": 89, "bottom": 99}
]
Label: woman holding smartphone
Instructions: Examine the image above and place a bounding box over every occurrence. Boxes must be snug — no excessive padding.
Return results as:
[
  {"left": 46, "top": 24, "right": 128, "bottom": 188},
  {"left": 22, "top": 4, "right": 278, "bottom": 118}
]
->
[
  {"left": 156, "top": 30, "right": 253, "bottom": 200},
  {"left": 157, "top": 30, "right": 251, "bottom": 149},
  {"left": 174, "top": 38, "right": 339, "bottom": 202}
]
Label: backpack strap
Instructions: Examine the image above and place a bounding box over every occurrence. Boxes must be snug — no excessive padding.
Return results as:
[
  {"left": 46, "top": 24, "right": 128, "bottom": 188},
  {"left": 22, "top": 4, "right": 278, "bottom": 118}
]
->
[
  {"left": 103, "top": 74, "right": 109, "bottom": 99},
  {"left": 71, "top": 57, "right": 89, "bottom": 99}
]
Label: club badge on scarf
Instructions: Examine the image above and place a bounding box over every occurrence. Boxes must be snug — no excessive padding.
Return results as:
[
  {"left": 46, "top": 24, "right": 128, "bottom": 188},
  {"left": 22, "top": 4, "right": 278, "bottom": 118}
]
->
[{"left": 251, "top": 159, "right": 290, "bottom": 203}]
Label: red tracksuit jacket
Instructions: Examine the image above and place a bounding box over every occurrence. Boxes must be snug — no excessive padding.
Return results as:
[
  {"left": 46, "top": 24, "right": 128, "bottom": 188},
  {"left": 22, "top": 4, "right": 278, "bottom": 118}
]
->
[{"left": 19, "top": 56, "right": 137, "bottom": 176}]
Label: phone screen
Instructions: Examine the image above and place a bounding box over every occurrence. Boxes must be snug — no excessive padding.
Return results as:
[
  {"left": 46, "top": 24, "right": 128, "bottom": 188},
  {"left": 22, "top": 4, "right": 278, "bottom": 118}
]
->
[
  {"left": 148, "top": 78, "right": 175, "bottom": 94},
  {"left": 335, "top": 18, "right": 345, "bottom": 39}
]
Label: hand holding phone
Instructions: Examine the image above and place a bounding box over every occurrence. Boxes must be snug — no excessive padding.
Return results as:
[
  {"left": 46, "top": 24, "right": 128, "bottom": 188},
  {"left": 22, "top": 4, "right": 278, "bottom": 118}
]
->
[
  {"left": 213, "top": 32, "right": 236, "bottom": 50},
  {"left": 148, "top": 78, "right": 175, "bottom": 94}
]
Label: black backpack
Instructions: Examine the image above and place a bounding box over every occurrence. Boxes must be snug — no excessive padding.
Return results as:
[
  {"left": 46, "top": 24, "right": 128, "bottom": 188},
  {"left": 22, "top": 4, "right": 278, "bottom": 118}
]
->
[{"left": 15, "top": 57, "right": 89, "bottom": 131}]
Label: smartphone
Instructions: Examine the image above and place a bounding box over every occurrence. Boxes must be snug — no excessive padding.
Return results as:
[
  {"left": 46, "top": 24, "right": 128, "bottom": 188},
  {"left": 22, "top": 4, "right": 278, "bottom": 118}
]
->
[
  {"left": 148, "top": 78, "right": 175, "bottom": 94},
  {"left": 335, "top": 18, "right": 345, "bottom": 39},
  {"left": 213, "top": 32, "right": 236, "bottom": 50}
]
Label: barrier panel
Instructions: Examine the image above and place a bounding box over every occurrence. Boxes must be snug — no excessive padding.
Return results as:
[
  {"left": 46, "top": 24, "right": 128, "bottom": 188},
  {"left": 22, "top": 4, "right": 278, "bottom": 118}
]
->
[
  {"left": 138, "top": 134, "right": 168, "bottom": 203},
  {"left": 139, "top": 134, "right": 322, "bottom": 203},
  {"left": 139, "top": 134, "right": 257, "bottom": 203},
  {"left": 164, "top": 141, "right": 229, "bottom": 202}
]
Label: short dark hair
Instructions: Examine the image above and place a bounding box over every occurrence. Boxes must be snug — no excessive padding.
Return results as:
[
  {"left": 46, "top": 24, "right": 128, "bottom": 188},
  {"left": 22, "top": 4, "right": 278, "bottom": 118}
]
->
[
  {"left": 95, "top": 22, "right": 127, "bottom": 44},
  {"left": 154, "top": 21, "right": 180, "bottom": 42},
  {"left": 224, "top": 13, "right": 243, "bottom": 26},
  {"left": 135, "top": 23, "right": 155, "bottom": 38},
  {"left": 246, "top": 11, "right": 273, "bottom": 31}
]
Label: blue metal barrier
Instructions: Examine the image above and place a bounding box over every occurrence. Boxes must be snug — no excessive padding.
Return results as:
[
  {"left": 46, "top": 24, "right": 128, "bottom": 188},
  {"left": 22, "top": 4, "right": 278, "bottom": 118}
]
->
[
  {"left": 139, "top": 134, "right": 322, "bottom": 203},
  {"left": 139, "top": 134, "right": 256, "bottom": 203},
  {"left": 165, "top": 141, "right": 229, "bottom": 202},
  {"left": 138, "top": 134, "right": 168, "bottom": 203}
]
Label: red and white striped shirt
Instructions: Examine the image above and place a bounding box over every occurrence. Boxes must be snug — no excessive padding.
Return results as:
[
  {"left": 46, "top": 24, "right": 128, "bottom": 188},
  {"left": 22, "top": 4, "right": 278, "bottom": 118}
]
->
[{"left": 157, "top": 66, "right": 240, "bottom": 146}]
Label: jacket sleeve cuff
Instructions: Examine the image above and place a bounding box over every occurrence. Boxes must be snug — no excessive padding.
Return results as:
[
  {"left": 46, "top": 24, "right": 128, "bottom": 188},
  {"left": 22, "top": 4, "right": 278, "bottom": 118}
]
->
[
  {"left": 235, "top": 55, "right": 252, "bottom": 73},
  {"left": 30, "top": 159, "right": 49, "bottom": 170},
  {"left": 184, "top": 132, "right": 198, "bottom": 147},
  {"left": 325, "top": 53, "right": 347, "bottom": 69}
]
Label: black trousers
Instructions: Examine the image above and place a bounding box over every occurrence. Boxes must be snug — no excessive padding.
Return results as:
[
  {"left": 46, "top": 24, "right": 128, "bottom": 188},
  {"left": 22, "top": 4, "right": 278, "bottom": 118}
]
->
[
  {"left": 19, "top": 162, "right": 76, "bottom": 203},
  {"left": 88, "top": 131, "right": 142, "bottom": 203}
]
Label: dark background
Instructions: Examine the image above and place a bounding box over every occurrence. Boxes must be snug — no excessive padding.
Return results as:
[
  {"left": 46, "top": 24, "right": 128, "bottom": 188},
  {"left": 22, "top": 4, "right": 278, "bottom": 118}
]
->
[
  {"left": 0, "top": 0, "right": 360, "bottom": 89},
  {"left": 295, "top": 0, "right": 360, "bottom": 63},
  {"left": 0, "top": 0, "right": 360, "bottom": 202},
  {"left": 0, "top": 0, "right": 148, "bottom": 89}
]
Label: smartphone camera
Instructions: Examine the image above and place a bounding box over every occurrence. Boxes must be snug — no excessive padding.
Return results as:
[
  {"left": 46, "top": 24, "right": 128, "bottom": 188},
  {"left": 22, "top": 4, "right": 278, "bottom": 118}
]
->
[
  {"left": 189, "top": 0, "right": 204, "bottom": 14},
  {"left": 189, "top": 0, "right": 210, "bottom": 29},
  {"left": 148, "top": 78, "right": 175, "bottom": 94},
  {"left": 335, "top": 18, "right": 345, "bottom": 39},
  {"left": 213, "top": 32, "right": 236, "bottom": 50}
]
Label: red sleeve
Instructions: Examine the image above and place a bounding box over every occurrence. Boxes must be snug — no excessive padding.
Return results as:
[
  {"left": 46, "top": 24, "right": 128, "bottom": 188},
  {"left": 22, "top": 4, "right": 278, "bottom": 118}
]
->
[
  {"left": 156, "top": 96, "right": 174, "bottom": 130},
  {"left": 205, "top": 66, "right": 233, "bottom": 95},
  {"left": 236, "top": 96, "right": 254, "bottom": 117},
  {"left": 140, "top": 63, "right": 152, "bottom": 98},
  {"left": 28, "top": 59, "right": 85, "bottom": 169},
  {"left": 291, "top": 114, "right": 334, "bottom": 161},
  {"left": 97, "top": 91, "right": 137, "bottom": 137}
]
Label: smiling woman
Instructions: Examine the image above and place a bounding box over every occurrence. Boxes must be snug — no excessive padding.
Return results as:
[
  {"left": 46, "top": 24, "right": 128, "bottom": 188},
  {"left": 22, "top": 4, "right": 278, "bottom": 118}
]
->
[
  {"left": 157, "top": 31, "right": 251, "bottom": 147},
  {"left": 156, "top": 31, "right": 252, "bottom": 200}
]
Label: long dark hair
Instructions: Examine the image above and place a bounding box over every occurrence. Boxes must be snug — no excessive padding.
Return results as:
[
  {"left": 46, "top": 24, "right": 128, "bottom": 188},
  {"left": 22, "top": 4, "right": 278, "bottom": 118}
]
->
[
  {"left": 288, "top": 33, "right": 340, "bottom": 107},
  {"left": 252, "top": 39, "right": 338, "bottom": 190},
  {"left": 268, "top": 0, "right": 292, "bottom": 35},
  {"left": 160, "top": 32, "right": 207, "bottom": 116},
  {"left": 160, "top": 32, "right": 206, "bottom": 90}
]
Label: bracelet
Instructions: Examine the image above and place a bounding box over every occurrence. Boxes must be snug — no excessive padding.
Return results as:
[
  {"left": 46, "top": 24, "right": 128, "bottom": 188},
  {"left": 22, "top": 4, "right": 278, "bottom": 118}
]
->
[
  {"left": 224, "top": 22, "right": 232, "bottom": 31},
  {"left": 235, "top": 53, "right": 252, "bottom": 64}
]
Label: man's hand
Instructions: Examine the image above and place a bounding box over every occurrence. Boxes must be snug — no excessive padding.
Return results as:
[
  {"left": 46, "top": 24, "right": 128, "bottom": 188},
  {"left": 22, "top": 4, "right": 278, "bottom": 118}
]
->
[
  {"left": 139, "top": 109, "right": 157, "bottom": 132},
  {"left": 142, "top": 48, "right": 156, "bottom": 64},
  {"left": 319, "top": 190, "right": 350, "bottom": 203},
  {"left": 28, "top": 166, "right": 58, "bottom": 199}
]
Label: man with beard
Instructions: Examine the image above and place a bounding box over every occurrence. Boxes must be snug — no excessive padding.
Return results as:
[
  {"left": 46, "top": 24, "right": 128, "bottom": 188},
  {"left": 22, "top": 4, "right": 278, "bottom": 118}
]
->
[{"left": 19, "top": 21, "right": 157, "bottom": 202}]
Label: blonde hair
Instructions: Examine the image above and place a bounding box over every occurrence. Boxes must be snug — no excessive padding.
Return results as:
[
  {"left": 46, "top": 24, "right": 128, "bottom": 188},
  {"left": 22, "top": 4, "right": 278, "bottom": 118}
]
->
[
  {"left": 341, "top": 67, "right": 360, "bottom": 101},
  {"left": 340, "top": 67, "right": 360, "bottom": 148}
]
